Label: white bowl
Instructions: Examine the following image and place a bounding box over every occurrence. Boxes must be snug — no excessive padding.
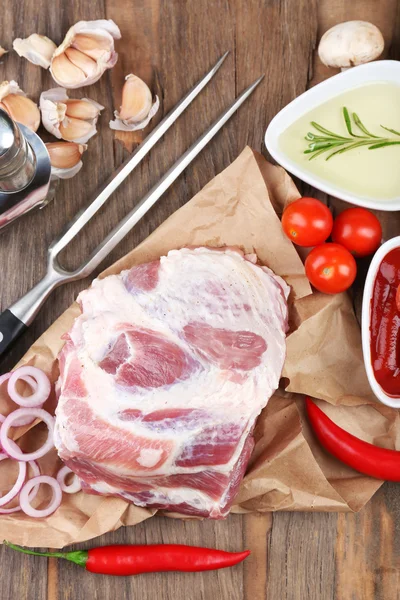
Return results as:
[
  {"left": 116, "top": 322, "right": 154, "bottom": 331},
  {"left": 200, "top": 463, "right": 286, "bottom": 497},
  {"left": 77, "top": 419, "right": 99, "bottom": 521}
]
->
[
  {"left": 265, "top": 60, "right": 400, "bottom": 211},
  {"left": 362, "top": 236, "right": 400, "bottom": 408}
]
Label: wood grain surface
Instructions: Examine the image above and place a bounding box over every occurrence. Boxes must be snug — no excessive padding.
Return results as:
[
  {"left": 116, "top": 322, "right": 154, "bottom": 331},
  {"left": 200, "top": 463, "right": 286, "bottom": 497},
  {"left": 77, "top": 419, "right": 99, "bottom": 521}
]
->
[{"left": 0, "top": 1, "right": 400, "bottom": 599}]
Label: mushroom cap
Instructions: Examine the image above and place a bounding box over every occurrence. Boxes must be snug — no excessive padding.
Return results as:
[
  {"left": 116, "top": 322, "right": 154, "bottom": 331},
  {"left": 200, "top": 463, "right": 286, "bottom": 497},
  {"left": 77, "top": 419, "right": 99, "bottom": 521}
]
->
[{"left": 318, "top": 20, "right": 384, "bottom": 68}]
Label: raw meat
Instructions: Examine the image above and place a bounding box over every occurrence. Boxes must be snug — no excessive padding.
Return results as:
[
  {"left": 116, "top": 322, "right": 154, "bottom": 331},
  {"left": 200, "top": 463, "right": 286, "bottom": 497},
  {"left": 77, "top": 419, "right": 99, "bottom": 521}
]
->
[{"left": 55, "top": 247, "right": 289, "bottom": 518}]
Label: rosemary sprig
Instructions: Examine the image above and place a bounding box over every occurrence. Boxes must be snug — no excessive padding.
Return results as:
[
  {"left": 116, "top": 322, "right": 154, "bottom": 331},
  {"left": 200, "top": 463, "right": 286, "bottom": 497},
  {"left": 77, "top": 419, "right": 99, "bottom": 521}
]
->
[{"left": 304, "top": 108, "right": 400, "bottom": 160}]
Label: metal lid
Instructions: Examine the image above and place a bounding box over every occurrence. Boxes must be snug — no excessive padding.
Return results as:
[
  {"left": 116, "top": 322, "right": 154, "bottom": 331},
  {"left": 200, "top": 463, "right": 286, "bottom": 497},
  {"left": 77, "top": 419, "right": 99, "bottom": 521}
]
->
[{"left": 0, "top": 108, "right": 36, "bottom": 192}]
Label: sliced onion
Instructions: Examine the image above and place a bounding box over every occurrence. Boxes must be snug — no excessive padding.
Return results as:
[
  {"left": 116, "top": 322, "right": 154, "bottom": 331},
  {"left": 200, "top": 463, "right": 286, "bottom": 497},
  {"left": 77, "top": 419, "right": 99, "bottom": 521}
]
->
[
  {"left": 0, "top": 453, "right": 26, "bottom": 507},
  {"left": 56, "top": 465, "right": 81, "bottom": 494},
  {"left": 0, "top": 408, "right": 54, "bottom": 461},
  {"left": 1, "top": 371, "right": 40, "bottom": 425},
  {"left": 8, "top": 366, "right": 51, "bottom": 408},
  {"left": 19, "top": 476, "right": 62, "bottom": 518},
  {"left": 0, "top": 458, "right": 40, "bottom": 514}
]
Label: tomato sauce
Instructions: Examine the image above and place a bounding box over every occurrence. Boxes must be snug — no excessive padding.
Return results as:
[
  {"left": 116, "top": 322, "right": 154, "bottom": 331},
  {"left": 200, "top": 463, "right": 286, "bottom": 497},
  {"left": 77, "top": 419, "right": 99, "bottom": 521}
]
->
[{"left": 370, "top": 248, "right": 400, "bottom": 397}]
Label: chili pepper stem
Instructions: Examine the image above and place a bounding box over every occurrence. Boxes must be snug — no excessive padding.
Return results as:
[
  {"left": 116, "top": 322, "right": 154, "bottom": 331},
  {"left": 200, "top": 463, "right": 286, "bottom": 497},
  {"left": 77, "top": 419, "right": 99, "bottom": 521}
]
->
[{"left": 3, "top": 540, "right": 88, "bottom": 568}]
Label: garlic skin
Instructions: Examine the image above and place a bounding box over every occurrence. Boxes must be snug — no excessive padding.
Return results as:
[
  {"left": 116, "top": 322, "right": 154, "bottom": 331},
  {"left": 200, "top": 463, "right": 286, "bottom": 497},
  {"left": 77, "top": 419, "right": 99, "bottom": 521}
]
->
[
  {"left": 0, "top": 46, "right": 7, "bottom": 58},
  {"left": 40, "top": 87, "right": 103, "bottom": 144},
  {"left": 13, "top": 34, "right": 56, "bottom": 69},
  {"left": 0, "top": 80, "right": 40, "bottom": 131},
  {"left": 318, "top": 21, "right": 384, "bottom": 69},
  {"left": 50, "top": 19, "right": 121, "bottom": 88},
  {"left": 109, "top": 74, "right": 159, "bottom": 132},
  {"left": 46, "top": 141, "right": 86, "bottom": 179}
]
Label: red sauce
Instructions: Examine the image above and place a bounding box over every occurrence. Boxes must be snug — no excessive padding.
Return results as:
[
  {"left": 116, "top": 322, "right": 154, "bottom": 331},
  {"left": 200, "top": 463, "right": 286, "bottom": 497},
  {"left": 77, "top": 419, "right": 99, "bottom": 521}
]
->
[{"left": 370, "top": 248, "right": 400, "bottom": 397}]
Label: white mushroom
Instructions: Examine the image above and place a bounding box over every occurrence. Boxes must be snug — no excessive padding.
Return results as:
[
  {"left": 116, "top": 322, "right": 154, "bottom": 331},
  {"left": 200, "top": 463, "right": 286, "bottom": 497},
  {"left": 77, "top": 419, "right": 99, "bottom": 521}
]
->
[{"left": 318, "top": 21, "right": 384, "bottom": 70}]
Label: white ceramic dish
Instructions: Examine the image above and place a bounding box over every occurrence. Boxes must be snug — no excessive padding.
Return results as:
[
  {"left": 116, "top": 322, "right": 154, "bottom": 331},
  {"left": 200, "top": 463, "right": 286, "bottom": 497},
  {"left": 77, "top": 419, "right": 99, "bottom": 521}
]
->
[
  {"left": 265, "top": 60, "right": 400, "bottom": 211},
  {"left": 362, "top": 236, "right": 400, "bottom": 408}
]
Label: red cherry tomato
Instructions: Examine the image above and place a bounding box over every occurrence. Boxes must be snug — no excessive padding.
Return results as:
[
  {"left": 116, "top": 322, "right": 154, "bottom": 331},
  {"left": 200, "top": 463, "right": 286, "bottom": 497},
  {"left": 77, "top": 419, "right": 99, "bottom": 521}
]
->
[
  {"left": 331, "top": 208, "right": 382, "bottom": 257},
  {"left": 282, "top": 197, "right": 333, "bottom": 247},
  {"left": 305, "top": 243, "right": 357, "bottom": 294}
]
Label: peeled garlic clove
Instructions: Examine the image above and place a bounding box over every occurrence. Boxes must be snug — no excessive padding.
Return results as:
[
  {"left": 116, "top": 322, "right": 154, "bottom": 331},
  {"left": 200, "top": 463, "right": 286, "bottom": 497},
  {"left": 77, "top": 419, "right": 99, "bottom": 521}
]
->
[
  {"left": 72, "top": 33, "right": 112, "bottom": 60},
  {"left": 59, "top": 116, "right": 96, "bottom": 143},
  {"left": 65, "top": 98, "right": 103, "bottom": 120},
  {"left": 46, "top": 141, "right": 86, "bottom": 168},
  {"left": 46, "top": 141, "right": 86, "bottom": 179},
  {"left": 50, "top": 19, "right": 121, "bottom": 88},
  {"left": 51, "top": 53, "right": 87, "bottom": 87},
  {"left": 109, "top": 74, "right": 159, "bottom": 132},
  {"left": 0, "top": 80, "right": 40, "bottom": 131},
  {"left": 40, "top": 88, "right": 103, "bottom": 143},
  {"left": 13, "top": 34, "right": 56, "bottom": 69},
  {"left": 64, "top": 47, "right": 99, "bottom": 78},
  {"left": 0, "top": 46, "right": 7, "bottom": 58}
]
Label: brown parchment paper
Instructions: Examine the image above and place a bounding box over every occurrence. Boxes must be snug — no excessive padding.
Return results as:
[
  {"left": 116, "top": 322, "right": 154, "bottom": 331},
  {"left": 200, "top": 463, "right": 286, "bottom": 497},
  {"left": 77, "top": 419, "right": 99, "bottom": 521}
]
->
[{"left": 0, "top": 146, "right": 396, "bottom": 549}]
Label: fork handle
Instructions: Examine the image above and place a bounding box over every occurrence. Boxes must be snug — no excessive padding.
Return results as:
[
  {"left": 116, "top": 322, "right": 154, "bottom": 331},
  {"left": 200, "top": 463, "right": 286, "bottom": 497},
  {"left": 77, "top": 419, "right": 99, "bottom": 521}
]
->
[
  {"left": 0, "top": 309, "right": 27, "bottom": 357},
  {"left": 0, "top": 271, "right": 65, "bottom": 360}
]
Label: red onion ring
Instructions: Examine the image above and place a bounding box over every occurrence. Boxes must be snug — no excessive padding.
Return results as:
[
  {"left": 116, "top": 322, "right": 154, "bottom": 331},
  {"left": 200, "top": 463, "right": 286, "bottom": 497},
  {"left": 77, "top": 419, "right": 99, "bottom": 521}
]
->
[
  {"left": 19, "top": 476, "right": 62, "bottom": 518},
  {"left": 7, "top": 366, "right": 51, "bottom": 408},
  {"left": 0, "top": 408, "right": 54, "bottom": 462},
  {"left": 0, "top": 458, "right": 40, "bottom": 514},
  {"left": 56, "top": 465, "right": 82, "bottom": 494},
  {"left": 0, "top": 453, "right": 26, "bottom": 507}
]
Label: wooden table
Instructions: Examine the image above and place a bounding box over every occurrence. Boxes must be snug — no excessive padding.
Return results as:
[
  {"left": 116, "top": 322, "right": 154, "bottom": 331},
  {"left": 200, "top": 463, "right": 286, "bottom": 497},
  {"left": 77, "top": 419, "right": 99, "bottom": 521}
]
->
[{"left": 1, "top": 1, "right": 400, "bottom": 598}]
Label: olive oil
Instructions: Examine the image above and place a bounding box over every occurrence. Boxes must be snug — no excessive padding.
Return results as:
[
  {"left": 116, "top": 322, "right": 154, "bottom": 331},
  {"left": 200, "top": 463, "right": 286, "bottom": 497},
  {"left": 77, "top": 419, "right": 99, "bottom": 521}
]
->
[{"left": 279, "top": 82, "right": 400, "bottom": 200}]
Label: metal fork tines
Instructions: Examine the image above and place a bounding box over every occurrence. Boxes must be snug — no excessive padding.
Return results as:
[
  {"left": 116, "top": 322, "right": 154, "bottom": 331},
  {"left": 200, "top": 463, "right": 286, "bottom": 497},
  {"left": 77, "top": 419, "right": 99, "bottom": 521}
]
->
[{"left": 0, "top": 52, "right": 263, "bottom": 359}]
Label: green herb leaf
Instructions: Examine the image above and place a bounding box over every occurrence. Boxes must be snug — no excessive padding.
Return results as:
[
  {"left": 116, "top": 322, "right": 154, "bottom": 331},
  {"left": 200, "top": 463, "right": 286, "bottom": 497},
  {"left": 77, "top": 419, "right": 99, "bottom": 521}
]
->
[
  {"left": 310, "top": 121, "right": 350, "bottom": 140},
  {"left": 380, "top": 125, "right": 400, "bottom": 137},
  {"left": 352, "top": 112, "right": 380, "bottom": 138},
  {"left": 343, "top": 107, "right": 366, "bottom": 138},
  {"left": 368, "top": 141, "right": 400, "bottom": 149}
]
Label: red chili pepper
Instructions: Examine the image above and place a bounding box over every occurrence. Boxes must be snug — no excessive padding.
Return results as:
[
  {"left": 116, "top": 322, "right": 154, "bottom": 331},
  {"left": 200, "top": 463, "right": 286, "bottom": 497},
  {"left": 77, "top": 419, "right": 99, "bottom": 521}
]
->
[
  {"left": 4, "top": 541, "right": 250, "bottom": 576},
  {"left": 305, "top": 397, "right": 400, "bottom": 481}
]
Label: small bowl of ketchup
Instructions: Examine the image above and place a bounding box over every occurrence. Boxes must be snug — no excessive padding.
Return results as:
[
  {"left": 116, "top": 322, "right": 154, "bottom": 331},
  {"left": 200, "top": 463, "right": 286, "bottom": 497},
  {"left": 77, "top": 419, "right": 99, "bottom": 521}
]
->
[{"left": 362, "top": 236, "right": 400, "bottom": 407}]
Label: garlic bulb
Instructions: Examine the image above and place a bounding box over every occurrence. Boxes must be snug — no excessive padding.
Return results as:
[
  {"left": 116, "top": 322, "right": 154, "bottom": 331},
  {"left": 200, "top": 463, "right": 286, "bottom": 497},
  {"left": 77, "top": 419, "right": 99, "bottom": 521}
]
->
[
  {"left": 13, "top": 34, "right": 57, "bottom": 69},
  {"left": 0, "top": 47, "right": 7, "bottom": 58},
  {"left": 46, "top": 141, "right": 86, "bottom": 179},
  {"left": 40, "top": 88, "right": 103, "bottom": 144},
  {"left": 0, "top": 81, "right": 40, "bottom": 131},
  {"left": 109, "top": 74, "right": 159, "bottom": 132},
  {"left": 50, "top": 19, "right": 121, "bottom": 88}
]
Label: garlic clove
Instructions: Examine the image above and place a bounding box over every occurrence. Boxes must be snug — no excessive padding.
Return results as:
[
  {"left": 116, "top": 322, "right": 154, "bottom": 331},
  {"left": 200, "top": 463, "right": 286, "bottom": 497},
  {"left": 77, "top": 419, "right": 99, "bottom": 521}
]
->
[
  {"left": 51, "top": 52, "right": 87, "bottom": 88},
  {"left": 119, "top": 74, "right": 153, "bottom": 122},
  {"left": 51, "top": 160, "right": 83, "bottom": 180},
  {"left": 109, "top": 74, "right": 159, "bottom": 132},
  {"left": 40, "top": 87, "right": 68, "bottom": 139},
  {"left": 64, "top": 47, "right": 99, "bottom": 78},
  {"left": 0, "top": 81, "right": 40, "bottom": 132},
  {"left": 50, "top": 19, "right": 121, "bottom": 88},
  {"left": 40, "top": 87, "right": 102, "bottom": 143},
  {"left": 59, "top": 116, "right": 96, "bottom": 143},
  {"left": 13, "top": 34, "right": 56, "bottom": 69},
  {"left": 65, "top": 98, "right": 103, "bottom": 120},
  {"left": 0, "top": 46, "right": 7, "bottom": 58},
  {"left": 72, "top": 33, "right": 112, "bottom": 60},
  {"left": 46, "top": 141, "right": 86, "bottom": 168}
]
